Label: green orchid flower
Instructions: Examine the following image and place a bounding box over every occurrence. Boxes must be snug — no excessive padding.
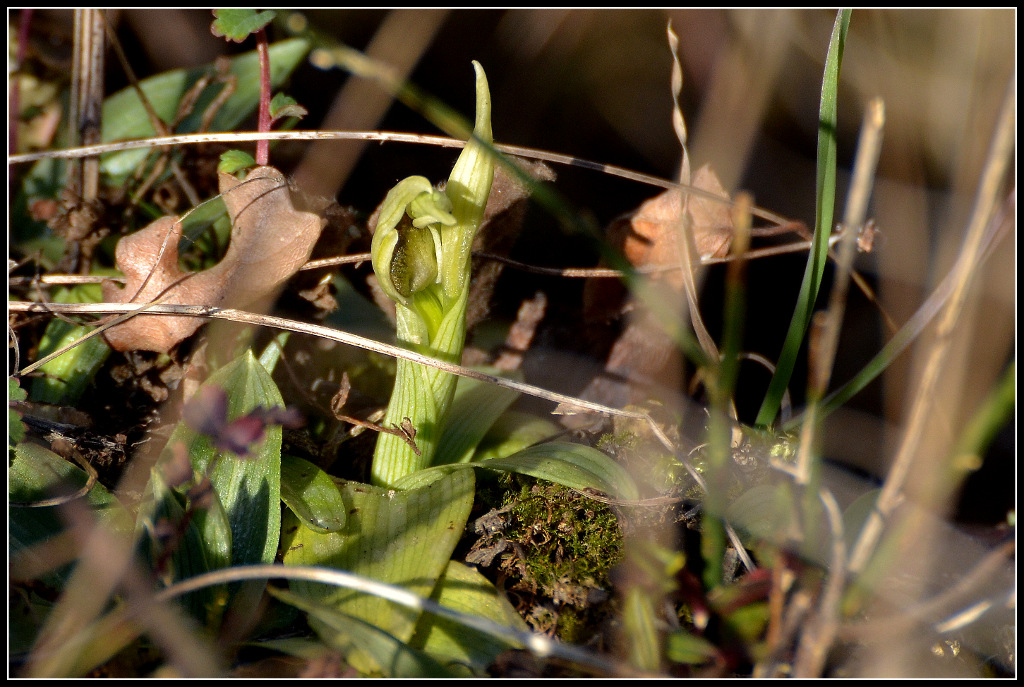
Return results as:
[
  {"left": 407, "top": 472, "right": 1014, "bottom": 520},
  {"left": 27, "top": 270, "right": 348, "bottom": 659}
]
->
[{"left": 370, "top": 62, "right": 495, "bottom": 487}]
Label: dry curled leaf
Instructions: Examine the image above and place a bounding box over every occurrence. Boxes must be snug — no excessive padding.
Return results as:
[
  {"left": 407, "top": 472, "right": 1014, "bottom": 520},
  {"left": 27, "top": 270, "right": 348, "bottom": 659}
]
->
[
  {"left": 574, "top": 164, "right": 734, "bottom": 416},
  {"left": 102, "top": 166, "right": 327, "bottom": 352},
  {"left": 617, "top": 163, "right": 733, "bottom": 288},
  {"left": 584, "top": 163, "right": 733, "bottom": 322}
]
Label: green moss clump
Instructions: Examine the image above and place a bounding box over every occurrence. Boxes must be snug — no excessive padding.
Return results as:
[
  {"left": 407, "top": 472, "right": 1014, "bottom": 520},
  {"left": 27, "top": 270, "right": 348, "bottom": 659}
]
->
[{"left": 503, "top": 478, "right": 623, "bottom": 600}]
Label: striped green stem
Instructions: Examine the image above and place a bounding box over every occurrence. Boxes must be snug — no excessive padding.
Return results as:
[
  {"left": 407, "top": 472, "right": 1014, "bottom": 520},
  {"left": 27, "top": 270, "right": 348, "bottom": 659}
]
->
[{"left": 370, "top": 62, "right": 494, "bottom": 487}]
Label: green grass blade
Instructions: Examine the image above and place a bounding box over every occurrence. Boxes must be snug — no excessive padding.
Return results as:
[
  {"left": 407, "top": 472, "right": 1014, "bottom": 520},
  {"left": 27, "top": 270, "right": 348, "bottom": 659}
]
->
[{"left": 756, "top": 9, "right": 851, "bottom": 428}]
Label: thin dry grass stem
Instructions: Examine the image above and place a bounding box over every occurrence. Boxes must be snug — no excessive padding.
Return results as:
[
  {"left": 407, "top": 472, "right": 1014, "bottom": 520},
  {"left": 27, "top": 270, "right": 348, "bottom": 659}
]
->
[
  {"left": 794, "top": 97, "right": 885, "bottom": 487},
  {"left": 792, "top": 487, "right": 847, "bottom": 677},
  {"left": 8, "top": 274, "right": 127, "bottom": 286},
  {"left": 755, "top": 587, "right": 814, "bottom": 677},
  {"left": 14, "top": 270, "right": 200, "bottom": 376},
  {"left": 666, "top": 21, "right": 720, "bottom": 365},
  {"left": 847, "top": 76, "right": 1015, "bottom": 576},
  {"left": 152, "top": 564, "right": 646, "bottom": 677},
  {"left": 7, "top": 131, "right": 793, "bottom": 223},
  {"left": 839, "top": 539, "right": 1013, "bottom": 644},
  {"left": 8, "top": 300, "right": 647, "bottom": 424},
  {"left": 19, "top": 499, "right": 223, "bottom": 678}
]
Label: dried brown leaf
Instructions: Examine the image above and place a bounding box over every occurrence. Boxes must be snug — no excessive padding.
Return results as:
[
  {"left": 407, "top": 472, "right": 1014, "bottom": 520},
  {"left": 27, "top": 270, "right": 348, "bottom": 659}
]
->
[
  {"left": 102, "top": 166, "right": 327, "bottom": 352},
  {"left": 584, "top": 163, "right": 733, "bottom": 323},
  {"left": 620, "top": 163, "right": 733, "bottom": 290}
]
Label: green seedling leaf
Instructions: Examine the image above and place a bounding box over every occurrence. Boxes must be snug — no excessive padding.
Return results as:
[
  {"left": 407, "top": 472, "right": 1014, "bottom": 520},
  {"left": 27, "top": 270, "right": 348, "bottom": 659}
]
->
[
  {"left": 282, "top": 469, "right": 475, "bottom": 660},
  {"left": 471, "top": 411, "right": 561, "bottom": 462},
  {"left": 280, "top": 455, "right": 347, "bottom": 533},
  {"left": 756, "top": 9, "right": 851, "bottom": 427},
  {"left": 269, "top": 92, "right": 307, "bottom": 121},
  {"left": 433, "top": 370, "right": 520, "bottom": 465},
  {"left": 27, "top": 283, "right": 111, "bottom": 405},
  {"left": 8, "top": 377, "right": 28, "bottom": 446},
  {"left": 211, "top": 9, "right": 276, "bottom": 42},
  {"left": 269, "top": 586, "right": 452, "bottom": 677},
  {"left": 410, "top": 560, "right": 527, "bottom": 675},
  {"left": 218, "top": 149, "right": 257, "bottom": 175}
]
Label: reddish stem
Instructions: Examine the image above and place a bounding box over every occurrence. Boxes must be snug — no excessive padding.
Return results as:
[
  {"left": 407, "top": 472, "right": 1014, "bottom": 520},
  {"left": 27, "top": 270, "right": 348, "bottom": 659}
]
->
[{"left": 255, "top": 28, "right": 271, "bottom": 166}]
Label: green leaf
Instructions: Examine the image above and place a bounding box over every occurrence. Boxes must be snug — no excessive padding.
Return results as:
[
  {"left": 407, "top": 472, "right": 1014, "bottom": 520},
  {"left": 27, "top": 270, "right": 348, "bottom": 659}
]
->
[
  {"left": 28, "top": 283, "right": 111, "bottom": 405},
  {"left": 433, "top": 370, "right": 520, "bottom": 465},
  {"left": 471, "top": 411, "right": 561, "bottom": 462},
  {"left": 8, "top": 377, "right": 28, "bottom": 446},
  {"left": 269, "top": 92, "right": 307, "bottom": 121},
  {"left": 402, "top": 440, "right": 640, "bottom": 501},
  {"left": 211, "top": 9, "right": 276, "bottom": 43},
  {"left": 756, "top": 9, "right": 851, "bottom": 427},
  {"left": 218, "top": 149, "right": 257, "bottom": 175},
  {"left": 724, "top": 482, "right": 798, "bottom": 545},
  {"left": 269, "top": 586, "right": 453, "bottom": 677},
  {"left": 9, "top": 443, "right": 126, "bottom": 585},
  {"left": 665, "top": 628, "right": 720, "bottom": 665},
  {"left": 477, "top": 442, "right": 640, "bottom": 501},
  {"left": 99, "top": 38, "right": 309, "bottom": 183},
  {"left": 282, "top": 470, "right": 475, "bottom": 653},
  {"left": 156, "top": 351, "right": 283, "bottom": 577},
  {"left": 622, "top": 586, "right": 662, "bottom": 671},
  {"left": 410, "top": 560, "right": 527, "bottom": 675},
  {"left": 280, "top": 455, "right": 347, "bottom": 533}
]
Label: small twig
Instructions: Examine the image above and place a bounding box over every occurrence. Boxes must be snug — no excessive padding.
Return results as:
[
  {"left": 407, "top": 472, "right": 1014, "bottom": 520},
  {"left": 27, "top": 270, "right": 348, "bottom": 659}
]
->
[{"left": 255, "top": 28, "right": 271, "bottom": 166}]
